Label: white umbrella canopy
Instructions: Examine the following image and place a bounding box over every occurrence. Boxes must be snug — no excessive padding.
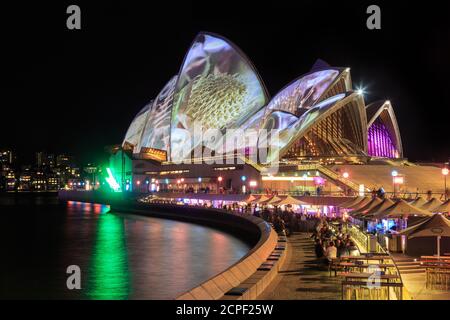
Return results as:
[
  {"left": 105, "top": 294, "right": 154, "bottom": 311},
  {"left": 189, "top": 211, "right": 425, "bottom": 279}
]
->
[
  {"left": 399, "top": 214, "right": 450, "bottom": 258},
  {"left": 339, "top": 196, "right": 364, "bottom": 208},
  {"left": 243, "top": 194, "right": 257, "bottom": 204},
  {"left": 420, "top": 198, "right": 443, "bottom": 211},
  {"left": 251, "top": 195, "right": 269, "bottom": 204},
  {"left": 364, "top": 198, "right": 396, "bottom": 219},
  {"left": 432, "top": 199, "right": 450, "bottom": 213},
  {"left": 377, "top": 199, "right": 433, "bottom": 219},
  {"left": 257, "top": 195, "right": 275, "bottom": 204},
  {"left": 350, "top": 197, "right": 382, "bottom": 218},
  {"left": 347, "top": 197, "right": 372, "bottom": 210},
  {"left": 276, "top": 195, "right": 307, "bottom": 206},
  {"left": 400, "top": 214, "right": 450, "bottom": 238},
  {"left": 267, "top": 196, "right": 282, "bottom": 205},
  {"left": 409, "top": 197, "right": 427, "bottom": 208}
]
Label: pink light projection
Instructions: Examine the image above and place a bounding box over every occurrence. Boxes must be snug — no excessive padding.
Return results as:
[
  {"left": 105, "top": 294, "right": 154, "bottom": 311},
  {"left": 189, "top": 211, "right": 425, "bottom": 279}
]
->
[{"left": 367, "top": 118, "right": 398, "bottom": 158}]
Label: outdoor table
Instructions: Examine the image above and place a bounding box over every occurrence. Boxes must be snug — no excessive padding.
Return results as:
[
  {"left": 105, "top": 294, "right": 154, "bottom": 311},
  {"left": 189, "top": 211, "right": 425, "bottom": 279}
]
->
[
  {"left": 340, "top": 272, "right": 401, "bottom": 300},
  {"left": 422, "top": 263, "right": 450, "bottom": 269},
  {"left": 420, "top": 260, "right": 450, "bottom": 266},
  {"left": 425, "top": 265, "right": 450, "bottom": 290},
  {"left": 341, "top": 272, "right": 399, "bottom": 281},
  {"left": 421, "top": 256, "right": 450, "bottom": 262},
  {"left": 331, "top": 262, "right": 395, "bottom": 276},
  {"left": 339, "top": 255, "right": 391, "bottom": 263}
]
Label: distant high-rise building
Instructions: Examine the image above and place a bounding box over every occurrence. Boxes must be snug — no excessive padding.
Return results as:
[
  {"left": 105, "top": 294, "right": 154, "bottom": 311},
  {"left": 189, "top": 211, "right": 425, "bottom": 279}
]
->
[
  {"left": 36, "top": 151, "right": 46, "bottom": 168},
  {"left": 56, "top": 154, "right": 73, "bottom": 167},
  {"left": 0, "top": 150, "right": 13, "bottom": 165},
  {"left": 47, "top": 154, "right": 55, "bottom": 168}
]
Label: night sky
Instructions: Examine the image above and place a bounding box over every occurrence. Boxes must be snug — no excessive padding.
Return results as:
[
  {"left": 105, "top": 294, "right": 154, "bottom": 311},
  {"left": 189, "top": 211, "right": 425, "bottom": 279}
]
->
[{"left": 3, "top": 1, "right": 449, "bottom": 165}]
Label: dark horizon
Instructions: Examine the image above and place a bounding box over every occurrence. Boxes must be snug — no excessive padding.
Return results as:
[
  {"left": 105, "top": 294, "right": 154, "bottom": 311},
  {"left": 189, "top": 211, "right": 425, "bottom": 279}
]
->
[{"left": 3, "top": 1, "right": 449, "bottom": 165}]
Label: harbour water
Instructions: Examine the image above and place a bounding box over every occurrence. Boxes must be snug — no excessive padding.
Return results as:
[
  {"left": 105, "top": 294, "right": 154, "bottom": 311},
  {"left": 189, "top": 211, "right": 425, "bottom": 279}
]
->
[{"left": 0, "top": 194, "right": 251, "bottom": 299}]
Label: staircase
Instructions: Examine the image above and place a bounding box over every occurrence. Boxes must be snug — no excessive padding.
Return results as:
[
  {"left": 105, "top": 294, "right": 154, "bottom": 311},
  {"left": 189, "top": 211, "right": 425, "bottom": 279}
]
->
[
  {"left": 394, "top": 258, "right": 425, "bottom": 275},
  {"left": 296, "top": 164, "right": 362, "bottom": 192}
]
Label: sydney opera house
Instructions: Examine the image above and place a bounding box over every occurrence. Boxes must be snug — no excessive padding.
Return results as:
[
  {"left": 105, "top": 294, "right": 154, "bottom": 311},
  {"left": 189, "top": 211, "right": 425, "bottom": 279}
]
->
[{"left": 111, "top": 32, "right": 444, "bottom": 196}]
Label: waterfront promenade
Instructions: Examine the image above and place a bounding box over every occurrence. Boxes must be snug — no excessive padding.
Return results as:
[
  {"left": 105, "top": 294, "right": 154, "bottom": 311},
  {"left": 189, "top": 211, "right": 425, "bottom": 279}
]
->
[{"left": 259, "top": 232, "right": 341, "bottom": 300}]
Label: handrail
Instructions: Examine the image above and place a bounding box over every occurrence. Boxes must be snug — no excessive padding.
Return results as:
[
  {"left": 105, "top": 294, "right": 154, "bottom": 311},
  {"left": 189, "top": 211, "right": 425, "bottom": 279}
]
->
[
  {"left": 344, "top": 224, "right": 405, "bottom": 300},
  {"left": 296, "top": 164, "right": 361, "bottom": 192}
]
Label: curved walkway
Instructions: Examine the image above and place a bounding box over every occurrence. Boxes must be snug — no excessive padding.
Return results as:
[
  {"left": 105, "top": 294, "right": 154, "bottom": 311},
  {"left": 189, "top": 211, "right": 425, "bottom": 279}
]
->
[{"left": 258, "top": 232, "right": 341, "bottom": 300}]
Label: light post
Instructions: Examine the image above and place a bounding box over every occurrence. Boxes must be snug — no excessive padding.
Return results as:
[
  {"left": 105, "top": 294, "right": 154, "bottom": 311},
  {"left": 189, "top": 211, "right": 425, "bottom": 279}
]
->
[
  {"left": 391, "top": 170, "right": 398, "bottom": 198},
  {"left": 442, "top": 167, "right": 449, "bottom": 201},
  {"left": 241, "top": 176, "right": 247, "bottom": 194},
  {"left": 218, "top": 176, "right": 223, "bottom": 193},
  {"left": 342, "top": 172, "right": 349, "bottom": 195}
]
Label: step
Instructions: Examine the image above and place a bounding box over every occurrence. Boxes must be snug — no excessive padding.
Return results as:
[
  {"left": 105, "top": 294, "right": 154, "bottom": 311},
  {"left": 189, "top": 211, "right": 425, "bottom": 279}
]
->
[
  {"left": 399, "top": 269, "right": 425, "bottom": 274},
  {"left": 397, "top": 265, "right": 423, "bottom": 270},
  {"left": 395, "top": 261, "right": 420, "bottom": 266}
]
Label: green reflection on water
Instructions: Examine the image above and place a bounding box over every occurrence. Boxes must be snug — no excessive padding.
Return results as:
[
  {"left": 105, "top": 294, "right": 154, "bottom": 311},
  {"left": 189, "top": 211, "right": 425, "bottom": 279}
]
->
[{"left": 86, "top": 213, "right": 130, "bottom": 299}]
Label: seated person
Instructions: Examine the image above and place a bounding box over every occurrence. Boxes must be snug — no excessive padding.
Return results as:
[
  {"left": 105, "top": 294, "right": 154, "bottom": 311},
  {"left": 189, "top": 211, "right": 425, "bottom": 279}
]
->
[
  {"left": 325, "top": 241, "right": 337, "bottom": 263},
  {"left": 347, "top": 241, "right": 360, "bottom": 256}
]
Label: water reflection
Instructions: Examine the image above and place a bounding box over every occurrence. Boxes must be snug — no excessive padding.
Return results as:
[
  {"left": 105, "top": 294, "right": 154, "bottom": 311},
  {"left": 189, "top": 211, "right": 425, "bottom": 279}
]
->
[
  {"left": 87, "top": 214, "right": 130, "bottom": 299},
  {"left": 0, "top": 196, "right": 251, "bottom": 299}
]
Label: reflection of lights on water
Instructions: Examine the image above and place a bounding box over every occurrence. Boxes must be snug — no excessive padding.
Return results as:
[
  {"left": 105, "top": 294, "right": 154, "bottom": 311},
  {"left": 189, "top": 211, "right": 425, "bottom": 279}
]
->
[
  {"left": 87, "top": 214, "right": 129, "bottom": 300},
  {"left": 67, "top": 201, "right": 110, "bottom": 214}
]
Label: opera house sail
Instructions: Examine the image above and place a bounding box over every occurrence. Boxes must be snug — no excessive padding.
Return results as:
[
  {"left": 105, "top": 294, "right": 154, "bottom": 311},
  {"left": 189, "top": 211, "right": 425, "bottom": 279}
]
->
[{"left": 121, "top": 32, "right": 404, "bottom": 171}]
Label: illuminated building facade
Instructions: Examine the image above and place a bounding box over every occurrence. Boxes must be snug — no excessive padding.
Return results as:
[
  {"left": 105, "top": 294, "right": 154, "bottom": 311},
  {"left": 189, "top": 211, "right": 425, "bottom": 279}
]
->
[{"left": 116, "top": 32, "right": 405, "bottom": 194}]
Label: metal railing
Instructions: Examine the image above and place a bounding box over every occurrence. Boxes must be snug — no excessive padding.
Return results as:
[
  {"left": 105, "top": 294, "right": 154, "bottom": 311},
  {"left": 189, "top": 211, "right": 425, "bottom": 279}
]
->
[{"left": 344, "top": 224, "right": 405, "bottom": 300}]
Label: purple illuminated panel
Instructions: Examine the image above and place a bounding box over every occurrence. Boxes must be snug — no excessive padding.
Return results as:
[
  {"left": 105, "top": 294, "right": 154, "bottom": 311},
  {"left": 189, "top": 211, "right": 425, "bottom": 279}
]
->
[{"left": 367, "top": 118, "right": 398, "bottom": 158}]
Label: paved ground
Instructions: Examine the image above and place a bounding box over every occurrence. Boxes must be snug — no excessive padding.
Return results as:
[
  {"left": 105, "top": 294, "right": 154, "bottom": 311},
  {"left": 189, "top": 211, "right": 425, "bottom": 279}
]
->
[
  {"left": 258, "top": 232, "right": 341, "bottom": 300},
  {"left": 391, "top": 253, "right": 450, "bottom": 300}
]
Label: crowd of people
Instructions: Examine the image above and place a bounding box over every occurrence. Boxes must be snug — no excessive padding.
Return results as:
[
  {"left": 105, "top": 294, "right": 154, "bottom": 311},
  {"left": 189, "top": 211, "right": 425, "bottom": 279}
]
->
[
  {"left": 311, "top": 219, "right": 360, "bottom": 265},
  {"left": 141, "top": 195, "right": 363, "bottom": 267},
  {"left": 254, "top": 207, "right": 322, "bottom": 236}
]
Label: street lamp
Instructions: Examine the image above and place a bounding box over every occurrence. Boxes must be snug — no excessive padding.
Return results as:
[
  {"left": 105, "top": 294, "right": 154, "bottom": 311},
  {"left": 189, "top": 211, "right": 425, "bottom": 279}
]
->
[
  {"left": 391, "top": 170, "right": 398, "bottom": 198},
  {"left": 240, "top": 176, "right": 247, "bottom": 194},
  {"left": 343, "top": 172, "right": 349, "bottom": 179},
  {"left": 442, "top": 168, "right": 449, "bottom": 201}
]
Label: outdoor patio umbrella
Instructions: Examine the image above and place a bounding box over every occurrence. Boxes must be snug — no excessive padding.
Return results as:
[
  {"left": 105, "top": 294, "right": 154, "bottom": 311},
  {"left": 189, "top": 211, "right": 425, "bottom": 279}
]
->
[
  {"left": 364, "top": 198, "right": 396, "bottom": 219},
  {"left": 243, "top": 194, "right": 257, "bottom": 204},
  {"left": 252, "top": 195, "right": 269, "bottom": 204},
  {"left": 267, "top": 196, "right": 282, "bottom": 205},
  {"left": 409, "top": 196, "right": 427, "bottom": 208},
  {"left": 432, "top": 199, "right": 450, "bottom": 213},
  {"left": 420, "top": 197, "right": 443, "bottom": 211},
  {"left": 350, "top": 197, "right": 382, "bottom": 218},
  {"left": 399, "top": 214, "right": 450, "bottom": 259},
  {"left": 376, "top": 199, "right": 433, "bottom": 219},
  {"left": 275, "top": 195, "right": 307, "bottom": 206},
  {"left": 338, "top": 196, "right": 364, "bottom": 208},
  {"left": 346, "top": 197, "right": 372, "bottom": 211},
  {"left": 256, "top": 195, "right": 274, "bottom": 205}
]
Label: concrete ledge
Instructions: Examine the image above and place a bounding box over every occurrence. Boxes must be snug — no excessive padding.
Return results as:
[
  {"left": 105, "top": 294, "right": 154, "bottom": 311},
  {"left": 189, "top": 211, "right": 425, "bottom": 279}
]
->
[{"left": 219, "top": 237, "right": 289, "bottom": 300}]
